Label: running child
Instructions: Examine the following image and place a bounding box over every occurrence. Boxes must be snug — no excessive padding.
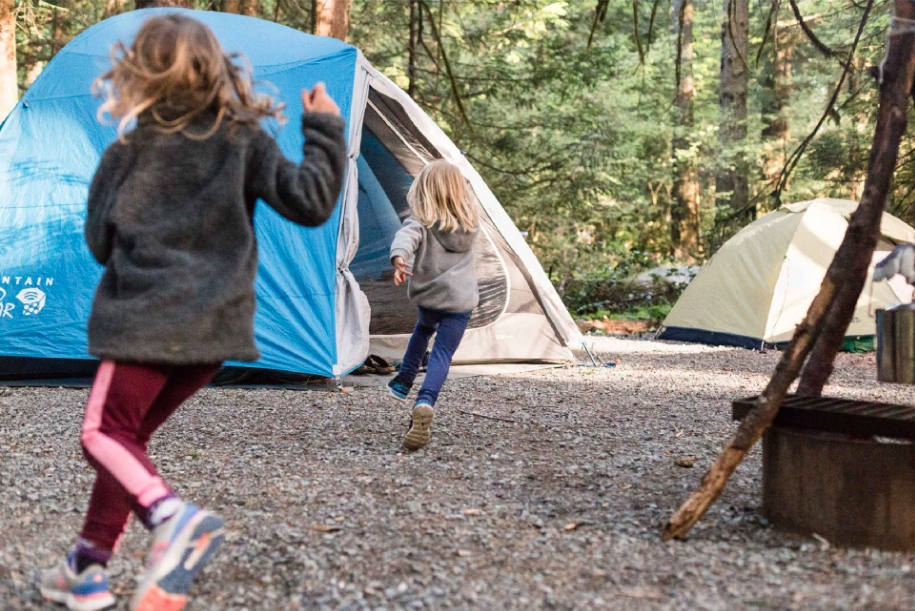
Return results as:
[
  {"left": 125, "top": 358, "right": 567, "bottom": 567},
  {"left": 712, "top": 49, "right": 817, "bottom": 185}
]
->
[
  {"left": 387, "top": 160, "right": 480, "bottom": 450},
  {"left": 39, "top": 14, "right": 346, "bottom": 611}
]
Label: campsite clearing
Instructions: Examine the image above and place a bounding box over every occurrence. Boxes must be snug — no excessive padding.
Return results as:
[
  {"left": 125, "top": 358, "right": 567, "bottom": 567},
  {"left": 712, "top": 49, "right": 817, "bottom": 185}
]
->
[{"left": 2, "top": 336, "right": 915, "bottom": 610}]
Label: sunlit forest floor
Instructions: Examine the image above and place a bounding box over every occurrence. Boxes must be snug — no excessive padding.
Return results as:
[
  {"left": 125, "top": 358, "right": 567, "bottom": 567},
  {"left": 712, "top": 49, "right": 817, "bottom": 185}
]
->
[{"left": 2, "top": 336, "right": 914, "bottom": 610}]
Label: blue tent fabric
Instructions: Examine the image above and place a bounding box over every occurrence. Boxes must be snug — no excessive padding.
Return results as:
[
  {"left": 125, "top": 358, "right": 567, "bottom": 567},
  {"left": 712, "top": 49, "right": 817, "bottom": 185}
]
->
[{"left": 0, "top": 9, "right": 358, "bottom": 377}]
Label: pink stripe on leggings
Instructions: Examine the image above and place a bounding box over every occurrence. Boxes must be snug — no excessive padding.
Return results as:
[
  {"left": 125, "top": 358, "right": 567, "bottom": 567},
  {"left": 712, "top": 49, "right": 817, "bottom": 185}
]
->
[{"left": 81, "top": 361, "right": 171, "bottom": 508}]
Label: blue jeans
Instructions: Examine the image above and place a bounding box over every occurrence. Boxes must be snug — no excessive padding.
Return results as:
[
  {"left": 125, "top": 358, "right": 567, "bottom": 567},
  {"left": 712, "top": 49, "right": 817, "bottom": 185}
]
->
[{"left": 396, "top": 307, "right": 472, "bottom": 407}]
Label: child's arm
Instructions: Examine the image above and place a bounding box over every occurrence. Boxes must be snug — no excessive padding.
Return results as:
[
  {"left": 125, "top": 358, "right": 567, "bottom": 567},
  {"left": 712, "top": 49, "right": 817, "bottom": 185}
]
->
[
  {"left": 85, "top": 142, "right": 132, "bottom": 265},
  {"left": 247, "top": 84, "right": 347, "bottom": 227},
  {"left": 390, "top": 218, "right": 425, "bottom": 285}
]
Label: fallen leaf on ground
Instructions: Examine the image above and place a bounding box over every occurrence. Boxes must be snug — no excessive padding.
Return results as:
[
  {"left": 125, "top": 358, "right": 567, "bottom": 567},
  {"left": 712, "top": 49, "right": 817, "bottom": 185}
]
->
[
  {"left": 311, "top": 524, "right": 342, "bottom": 533},
  {"left": 463, "top": 508, "right": 484, "bottom": 516},
  {"left": 456, "top": 550, "right": 472, "bottom": 557},
  {"left": 563, "top": 522, "right": 580, "bottom": 532},
  {"left": 674, "top": 455, "right": 696, "bottom": 468},
  {"left": 619, "top": 586, "right": 666, "bottom": 600}
]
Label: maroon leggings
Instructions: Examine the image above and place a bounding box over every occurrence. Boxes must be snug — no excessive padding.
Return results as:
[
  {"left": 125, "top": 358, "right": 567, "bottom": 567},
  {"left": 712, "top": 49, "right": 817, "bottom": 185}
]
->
[{"left": 79, "top": 361, "right": 221, "bottom": 551}]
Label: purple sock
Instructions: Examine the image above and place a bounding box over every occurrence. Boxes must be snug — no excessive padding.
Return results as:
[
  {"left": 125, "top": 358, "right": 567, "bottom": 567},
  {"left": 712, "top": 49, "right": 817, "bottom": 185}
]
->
[
  {"left": 72, "top": 539, "right": 112, "bottom": 573},
  {"left": 143, "top": 494, "right": 182, "bottom": 530}
]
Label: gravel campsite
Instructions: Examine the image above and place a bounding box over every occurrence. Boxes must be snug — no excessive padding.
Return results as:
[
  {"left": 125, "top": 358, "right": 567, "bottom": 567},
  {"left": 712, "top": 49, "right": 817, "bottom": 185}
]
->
[{"left": 2, "top": 336, "right": 915, "bottom": 610}]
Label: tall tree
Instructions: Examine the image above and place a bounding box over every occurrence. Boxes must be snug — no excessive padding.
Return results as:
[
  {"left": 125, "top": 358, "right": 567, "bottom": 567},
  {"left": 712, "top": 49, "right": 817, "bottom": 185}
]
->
[
  {"left": 714, "top": 0, "right": 750, "bottom": 243},
  {"left": 760, "top": 22, "right": 793, "bottom": 196},
  {"left": 135, "top": 0, "right": 190, "bottom": 8},
  {"left": 0, "top": 0, "right": 15, "bottom": 120},
  {"left": 316, "top": 0, "right": 350, "bottom": 41},
  {"left": 222, "top": 0, "right": 258, "bottom": 16},
  {"left": 847, "top": 57, "right": 866, "bottom": 200},
  {"left": 240, "top": 0, "right": 258, "bottom": 16},
  {"left": 671, "top": 0, "right": 700, "bottom": 260}
]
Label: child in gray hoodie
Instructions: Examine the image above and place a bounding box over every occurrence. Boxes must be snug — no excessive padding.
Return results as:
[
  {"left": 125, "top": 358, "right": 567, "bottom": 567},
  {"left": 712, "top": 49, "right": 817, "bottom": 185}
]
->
[{"left": 388, "top": 160, "right": 480, "bottom": 450}]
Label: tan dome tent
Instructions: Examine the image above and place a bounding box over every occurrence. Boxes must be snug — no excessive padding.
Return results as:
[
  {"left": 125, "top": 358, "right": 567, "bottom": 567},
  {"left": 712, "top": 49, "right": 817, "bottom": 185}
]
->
[{"left": 658, "top": 199, "right": 915, "bottom": 351}]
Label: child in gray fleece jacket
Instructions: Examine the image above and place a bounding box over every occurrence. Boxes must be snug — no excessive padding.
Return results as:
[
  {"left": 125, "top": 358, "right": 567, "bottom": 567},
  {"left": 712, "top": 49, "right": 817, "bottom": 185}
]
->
[
  {"left": 39, "top": 15, "right": 346, "bottom": 611},
  {"left": 387, "top": 160, "right": 480, "bottom": 451}
]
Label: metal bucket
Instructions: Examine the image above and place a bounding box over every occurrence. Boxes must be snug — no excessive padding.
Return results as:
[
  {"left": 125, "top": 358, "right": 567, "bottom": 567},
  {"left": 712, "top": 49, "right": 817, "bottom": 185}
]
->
[{"left": 877, "top": 304, "right": 915, "bottom": 383}]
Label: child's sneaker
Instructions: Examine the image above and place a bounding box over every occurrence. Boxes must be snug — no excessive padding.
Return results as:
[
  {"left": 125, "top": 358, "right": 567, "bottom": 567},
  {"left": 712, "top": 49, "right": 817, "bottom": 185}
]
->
[
  {"left": 38, "top": 554, "right": 116, "bottom": 611},
  {"left": 130, "top": 503, "right": 225, "bottom": 611},
  {"left": 387, "top": 378, "right": 412, "bottom": 402},
  {"left": 403, "top": 402, "right": 434, "bottom": 450}
]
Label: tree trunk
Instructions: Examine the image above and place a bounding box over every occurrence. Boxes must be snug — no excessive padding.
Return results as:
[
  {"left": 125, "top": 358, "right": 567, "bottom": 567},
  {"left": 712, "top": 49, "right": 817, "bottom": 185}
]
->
[
  {"left": 315, "top": 0, "right": 351, "bottom": 41},
  {"left": 0, "top": 0, "right": 15, "bottom": 120},
  {"left": 848, "top": 57, "right": 866, "bottom": 200},
  {"left": 761, "top": 25, "right": 793, "bottom": 193},
  {"left": 240, "top": 0, "right": 258, "bottom": 17},
  {"left": 671, "top": 0, "right": 700, "bottom": 261},
  {"left": 408, "top": 0, "right": 417, "bottom": 98},
  {"left": 713, "top": 0, "right": 750, "bottom": 245},
  {"left": 663, "top": 0, "right": 915, "bottom": 540},
  {"left": 221, "top": 0, "right": 241, "bottom": 13},
  {"left": 136, "top": 0, "right": 191, "bottom": 8},
  {"left": 106, "top": 0, "right": 129, "bottom": 16},
  {"left": 24, "top": 62, "right": 43, "bottom": 89}
]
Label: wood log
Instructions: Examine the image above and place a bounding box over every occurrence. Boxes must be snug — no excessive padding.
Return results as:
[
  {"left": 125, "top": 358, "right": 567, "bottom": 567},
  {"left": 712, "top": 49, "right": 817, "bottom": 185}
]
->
[
  {"left": 798, "top": 7, "right": 915, "bottom": 396},
  {"left": 662, "top": 0, "right": 915, "bottom": 540}
]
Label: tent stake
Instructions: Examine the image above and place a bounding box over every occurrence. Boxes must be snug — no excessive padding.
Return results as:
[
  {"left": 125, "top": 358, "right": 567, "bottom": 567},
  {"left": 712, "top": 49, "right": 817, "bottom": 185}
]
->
[{"left": 581, "top": 341, "right": 600, "bottom": 366}]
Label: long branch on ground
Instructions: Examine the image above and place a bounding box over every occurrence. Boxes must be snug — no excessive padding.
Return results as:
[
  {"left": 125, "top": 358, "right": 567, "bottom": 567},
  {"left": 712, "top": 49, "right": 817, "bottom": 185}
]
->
[{"left": 662, "top": 0, "right": 915, "bottom": 541}]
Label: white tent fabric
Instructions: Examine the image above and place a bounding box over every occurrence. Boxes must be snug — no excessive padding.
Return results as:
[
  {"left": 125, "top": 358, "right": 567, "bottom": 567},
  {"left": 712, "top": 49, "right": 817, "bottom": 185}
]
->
[
  {"left": 334, "top": 55, "right": 581, "bottom": 369},
  {"left": 659, "top": 199, "right": 915, "bottom": 349}
]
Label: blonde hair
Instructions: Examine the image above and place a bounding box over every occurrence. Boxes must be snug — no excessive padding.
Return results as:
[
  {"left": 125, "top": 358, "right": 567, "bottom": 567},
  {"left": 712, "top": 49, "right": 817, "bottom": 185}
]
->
[
  {"left": 407, "top": 160, "right": 479, "bottom": 232},
  {"left": 93, "top": 14, "right": 284, "bottom": 138}
]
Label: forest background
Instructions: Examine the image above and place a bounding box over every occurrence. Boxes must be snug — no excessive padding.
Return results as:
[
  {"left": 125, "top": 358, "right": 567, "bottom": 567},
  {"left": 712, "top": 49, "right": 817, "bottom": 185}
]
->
[{"left": 0, "top": 0, "right": 898, "bottom": 320}]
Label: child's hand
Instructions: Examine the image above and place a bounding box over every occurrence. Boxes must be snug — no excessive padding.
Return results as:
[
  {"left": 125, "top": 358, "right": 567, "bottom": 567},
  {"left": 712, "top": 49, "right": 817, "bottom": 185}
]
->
[
  {"left": 392, "top": 256, "right": 412, "bottom": 286},
  {"left": 301, "top": 83, "right": 341, "bottom": 116}
]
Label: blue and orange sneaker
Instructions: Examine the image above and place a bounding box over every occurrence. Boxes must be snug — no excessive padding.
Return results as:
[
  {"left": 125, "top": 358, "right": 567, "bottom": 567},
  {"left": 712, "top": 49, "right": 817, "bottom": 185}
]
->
[
  {"left": 130, "top": 503, "right": 225, "bottom": 611},
  {"left": 38, "top": 553, "right": 116, "bottom": 611},
  {"left": 387, "top": 378, "right": 412, "bottom": 402}
]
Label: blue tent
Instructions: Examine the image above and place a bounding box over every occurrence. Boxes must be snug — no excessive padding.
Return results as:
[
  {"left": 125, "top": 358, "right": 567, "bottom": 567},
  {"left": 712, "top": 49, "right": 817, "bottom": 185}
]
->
[{"left": 0, "top": 9, "right": 579, "bottom": 381}]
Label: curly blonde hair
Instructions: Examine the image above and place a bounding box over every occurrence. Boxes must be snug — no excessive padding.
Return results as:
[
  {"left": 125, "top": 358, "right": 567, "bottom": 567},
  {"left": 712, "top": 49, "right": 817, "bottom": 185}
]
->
[
  {"left": 407, "top": 160, "right": 479, "bottom": 233},
  {"left": 94, "top": 13, "right": 284, "bottom": 138}
]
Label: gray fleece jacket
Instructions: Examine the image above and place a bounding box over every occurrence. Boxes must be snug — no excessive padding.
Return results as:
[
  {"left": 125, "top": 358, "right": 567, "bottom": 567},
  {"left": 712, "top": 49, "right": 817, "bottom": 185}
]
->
[
  {"left": 390, "top": 217, "right": 479, "bottom": 313},
  {"left": 85, "top": 110, "right": 347, "bottom": 364}
]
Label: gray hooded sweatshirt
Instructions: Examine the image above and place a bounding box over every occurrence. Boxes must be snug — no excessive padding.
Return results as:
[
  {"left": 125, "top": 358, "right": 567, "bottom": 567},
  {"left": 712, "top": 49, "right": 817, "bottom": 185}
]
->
[{"left": 390, "top": 217, "right": 479, "bottom": 313}]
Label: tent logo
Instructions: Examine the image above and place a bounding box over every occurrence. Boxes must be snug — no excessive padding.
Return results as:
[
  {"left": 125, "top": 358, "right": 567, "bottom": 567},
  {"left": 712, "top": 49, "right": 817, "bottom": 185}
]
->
[
  {"left": 0, "top": 288, "right": 11, "bottom": 318},
  {"left": 16, "top": 288, "right": 46, "bottom": 315}
]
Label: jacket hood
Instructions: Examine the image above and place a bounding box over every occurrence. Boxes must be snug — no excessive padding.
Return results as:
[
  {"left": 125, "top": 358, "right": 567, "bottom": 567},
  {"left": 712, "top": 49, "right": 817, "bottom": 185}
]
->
[{"left": 430, "top": 225, "right": 479, "bottom": 253}]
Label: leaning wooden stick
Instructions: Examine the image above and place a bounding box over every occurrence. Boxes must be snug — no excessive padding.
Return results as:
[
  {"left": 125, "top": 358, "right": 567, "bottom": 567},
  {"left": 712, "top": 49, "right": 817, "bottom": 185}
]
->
[{"left": 663, "top": 0, "right": 915, "bottom": 540}]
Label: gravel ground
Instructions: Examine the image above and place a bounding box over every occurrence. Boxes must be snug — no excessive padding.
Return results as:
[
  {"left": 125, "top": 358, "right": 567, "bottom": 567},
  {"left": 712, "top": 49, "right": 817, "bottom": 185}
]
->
[{"left": 3, "top": 336, "right": 915, "bottom": 610}]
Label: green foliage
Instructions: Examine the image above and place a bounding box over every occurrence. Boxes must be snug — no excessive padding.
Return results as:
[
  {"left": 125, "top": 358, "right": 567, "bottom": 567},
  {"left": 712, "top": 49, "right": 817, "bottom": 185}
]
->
[
  {"left": 8, "top": 0, "right": 911, "bottom": 319},
  {"left": 557, "top": 264, "right": 687, "bottom": 319}
]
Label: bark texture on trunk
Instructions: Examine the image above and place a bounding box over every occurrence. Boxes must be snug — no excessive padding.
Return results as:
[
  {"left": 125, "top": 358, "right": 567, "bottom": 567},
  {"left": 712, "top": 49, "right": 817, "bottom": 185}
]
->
[
  {"left": 663, "top": 0, "right": 915, "bottom": 540},
  {"left": 761, "top": 26, "right": 793, "bottom": 190},
  {"left": 240, "top": 0, "right": 258, "bottom": 17},
  {"left": 671, "top": 0, "right": 700, "bottom": 261},
  {"left": 221, "top": 0, "right": 241, "bottom": 12},
  {"left": 408, "top": 0, "right": 417, "bottom": 98},
  {"left": 0, "top": 0, "right": 16, "bottom": 120},
  {"left": 848, "top": 57, "right": 866, "bottom": 200},
  {"left": 714, "top": 0, "right": 750, "bottom": 244},
  {"left": 316, "top": 0, "right": 351, "bottom": 41},
  {"left": 136, "top": 0, "right": 191, "bottom": 8}
]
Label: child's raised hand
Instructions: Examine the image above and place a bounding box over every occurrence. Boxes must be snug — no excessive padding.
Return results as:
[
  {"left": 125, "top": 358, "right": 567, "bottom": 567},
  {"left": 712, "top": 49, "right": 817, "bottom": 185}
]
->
[
  {"left": 301, "top": 83, "right": 341, "bottom": 116},
  {"left": 392, "top": 256, "right": 412, "bottom": 286}
]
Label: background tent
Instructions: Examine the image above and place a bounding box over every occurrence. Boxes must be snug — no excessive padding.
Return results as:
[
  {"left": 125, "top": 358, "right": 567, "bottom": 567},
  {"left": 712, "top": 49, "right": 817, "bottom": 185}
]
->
[
  {"left": 0, "top": 9, "right": 580, "bottom": 381},
  {"left": 658, "top": 199, "right": 915, "bottom": 351}
]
